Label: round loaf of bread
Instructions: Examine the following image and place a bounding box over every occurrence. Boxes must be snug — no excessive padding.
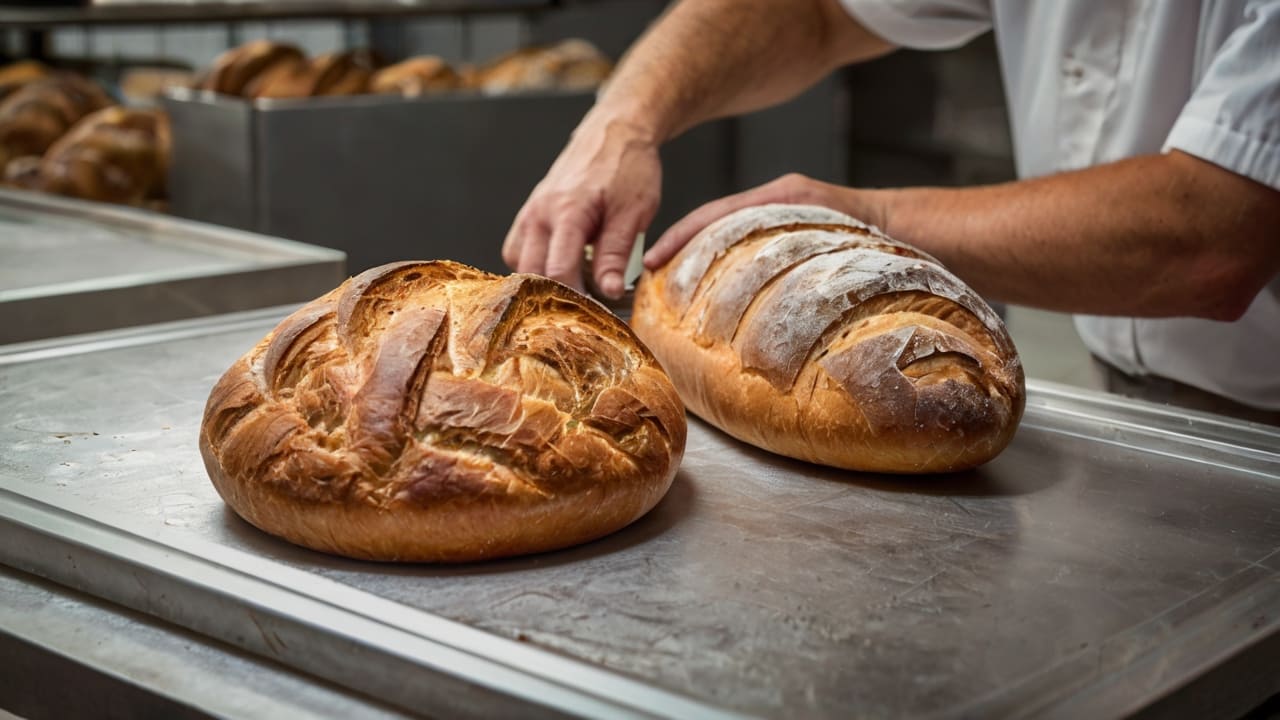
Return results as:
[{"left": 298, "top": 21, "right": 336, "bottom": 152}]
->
[
  {"left": 200, "top": 261, "right": 687, "bottom": 562},
  {"left": 632, "top": 204, "right": 1024, "bottom": 473}
]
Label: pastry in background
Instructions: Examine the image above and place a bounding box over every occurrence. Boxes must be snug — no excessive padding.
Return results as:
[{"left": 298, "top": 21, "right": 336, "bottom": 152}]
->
[
  {"left": 0, "top": 73, "right": 113, "bottom": 171},
  {"left": 0, "top": 60, "right": 50, "bottom": 101},
  {"left": 201, "top": 40, "right": 305, "bottom": 96},
  {"left": 1, "top": 153, "right": 42, "bottom": 189},
  {"left": 473, "top": 39, "right": 612, "bottom": 95},
  {"left": 249, "top": 50, "right": 374, "bottom": 99},
  {"left": 370, "top": 56, "right": 460, "bottom": 97},
  {"left": 32, "top": 106, "right": 170, "bottom": 206}
]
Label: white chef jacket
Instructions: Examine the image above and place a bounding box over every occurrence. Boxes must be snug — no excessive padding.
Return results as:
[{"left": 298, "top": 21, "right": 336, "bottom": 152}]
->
[{"left": 839, "top": 0, "right": 1280, "bottom": 410}]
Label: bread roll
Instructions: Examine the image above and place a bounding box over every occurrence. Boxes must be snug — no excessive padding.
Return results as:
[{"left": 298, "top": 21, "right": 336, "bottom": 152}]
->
[
  {"left": 1, "top": 154, "right": 41, "bottom": 189},
  {"left": 34, "top": 106, "right": 170, "bottom": 206},
  {"left": 201, "top": 40, "right": 304, "bottom": 96},
  {"left": 251, "top": 50, "right": 373, "bottom": 99},
  {"left": 370, "top": 56, "right": 460, "bottom": 97},
  {"left": 200, "top": 261, "right": 687, "bottom": 562},
  {"left": 0, "top": 60, "right": 49, "bottom": 99},
  {"left": 631, "top": 204, "right": 1024, "bottom": 473},
  {"left": 0, "top": 74, "right": 113, "bottom": 169},
  {"left": 473, "top": 39, "right": 612, "bottom": 95}
]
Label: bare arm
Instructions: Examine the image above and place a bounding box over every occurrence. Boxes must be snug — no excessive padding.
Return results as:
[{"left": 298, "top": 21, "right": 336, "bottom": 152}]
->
[
  {"left": 594, "top": 0, "right": 893, "bottom": 141},
  {"left": 501, "top": 0, "right": 893, "bottom": 297},
  {"left": 646, "top": 151, "right": 1280, "bottom": 320}
]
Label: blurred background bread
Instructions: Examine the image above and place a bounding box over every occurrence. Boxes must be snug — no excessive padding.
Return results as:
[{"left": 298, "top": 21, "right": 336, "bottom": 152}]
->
[
  {"left": 370, "top": 56, "right": 460, "bottom": 97},
  {"left": 27, "top": 106, "right": 170, "bottom": 206},
  {"left": 471, "top": 39, "right": 612, "bottom": 95},
  {"left": 0, "top": 73, "right": 114, "bottom": 173}
]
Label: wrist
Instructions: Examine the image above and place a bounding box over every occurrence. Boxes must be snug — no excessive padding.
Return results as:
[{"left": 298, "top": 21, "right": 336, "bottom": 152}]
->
[{"left": 579, "top": 97, "right": 669, "bottom": 147}]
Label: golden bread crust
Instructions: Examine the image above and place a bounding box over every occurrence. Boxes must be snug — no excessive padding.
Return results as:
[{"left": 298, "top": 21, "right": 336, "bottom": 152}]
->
[
  {"left": 632, "top": 204, "right": 1024, "bottom": 473},
  {"left": 201, "top": 261, "right": 687, "bottom": 561}
]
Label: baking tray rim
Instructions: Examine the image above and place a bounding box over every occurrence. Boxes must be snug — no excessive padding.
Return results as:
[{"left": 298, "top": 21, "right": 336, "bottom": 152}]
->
[{"left": 0, "top": 188, "right": 346, "bottom": 302}]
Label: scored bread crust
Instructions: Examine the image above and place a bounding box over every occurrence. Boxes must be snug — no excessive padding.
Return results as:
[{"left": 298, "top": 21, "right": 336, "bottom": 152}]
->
[
  {"left": 201, "top": 261, "right": 686, "bottom": 562},
  {"left": 631, "top": 204, "right": 1025, "bottom": 474}
]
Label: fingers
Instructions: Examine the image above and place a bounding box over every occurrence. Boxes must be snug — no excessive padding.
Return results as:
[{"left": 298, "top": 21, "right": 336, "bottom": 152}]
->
[
  {"left": 508, "top": 203, "right": 593, "bottom": 293},
  {"left": 645, "top": 186, "right": 769, "bottom": 270},
  {"left": 502, "top": 209, "right": 537, "bottom": 270},
  {"left": 644, "top": 173, "right": 827, "bottom": 270},
  {"left": 592, "top": 205, "right": 653, "bottom": 299},
  {"left": 543, "top": 212, "right": 593, "bottom": 292},
  {"left": 515, "top": 218, "right": 551, "bottom": 279}
]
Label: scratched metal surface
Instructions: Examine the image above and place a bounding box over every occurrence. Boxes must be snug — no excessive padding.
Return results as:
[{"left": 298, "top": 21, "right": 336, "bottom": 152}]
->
[{"left": 2, "top": 309, "right": 1279, "bottom": 718}]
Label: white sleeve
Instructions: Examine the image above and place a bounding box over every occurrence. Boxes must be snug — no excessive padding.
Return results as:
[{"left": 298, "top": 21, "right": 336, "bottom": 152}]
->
[
  {"left": 838, "top": 0, "right": 992, "bottom": 50},
  {"left": 1163, "top": 0, "right": 1280, "bottom": 190}
]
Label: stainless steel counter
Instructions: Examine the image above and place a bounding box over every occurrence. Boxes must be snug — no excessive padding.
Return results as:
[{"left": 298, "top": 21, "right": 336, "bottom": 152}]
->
[
  {"left": 0, "top": 565, "right": 413, "bottom": 719},
  {"left": 2, "top": 307, "right": 1279, "bottom": 719},
  {"left": 0, "top": 189, "right": 345, "bottom": 343}
]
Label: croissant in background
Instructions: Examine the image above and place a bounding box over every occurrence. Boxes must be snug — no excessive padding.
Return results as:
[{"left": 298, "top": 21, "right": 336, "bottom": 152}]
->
[
  {"left": 631, "top": 204, "right": 1025, "bottom": 474},
  {"left": 200, "top": 261, "right": 686, "bottom": 562},
  {"left": 31, "top": 106, "right": 170, "bottom": 206}
]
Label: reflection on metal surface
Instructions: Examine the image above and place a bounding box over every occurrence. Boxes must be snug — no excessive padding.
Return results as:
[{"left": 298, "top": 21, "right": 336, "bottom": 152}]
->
[
  {"left": 0, "top": 566, "right": 415, "bottom": 719},
  {"left": 0, "top": 189, "right": 344, "bottom": 344},
  {"left": 0, "top": 309, "right": 1278, "bottom": 718}
]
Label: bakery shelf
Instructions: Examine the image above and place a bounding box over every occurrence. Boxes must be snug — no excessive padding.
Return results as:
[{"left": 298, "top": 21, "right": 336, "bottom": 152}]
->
[
  {"left": 0, "top": 188, "right": 345, "bottom": 344},
  {"left": 0, "top": 0, "right": 552, "bottom": 27},
  {"left": 2, "top": 306, "right": 1279, "bottom": 718}
]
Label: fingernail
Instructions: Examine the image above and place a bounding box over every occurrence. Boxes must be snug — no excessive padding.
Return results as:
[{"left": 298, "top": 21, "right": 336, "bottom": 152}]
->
[{"left": 600, "top": 272, "right": 623, "bottom": 300}]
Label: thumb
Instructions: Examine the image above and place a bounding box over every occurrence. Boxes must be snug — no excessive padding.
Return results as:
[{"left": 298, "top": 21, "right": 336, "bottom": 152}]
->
[{"left": 645, "top": 185, "right": 775, "bottom": 270}]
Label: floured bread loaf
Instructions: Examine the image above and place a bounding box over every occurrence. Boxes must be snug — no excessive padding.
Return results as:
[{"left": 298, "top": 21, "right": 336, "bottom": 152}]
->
[
  {"left": 632, "top": 204, "right": 1024, "bottom": 473},
  {"left": 201, "top": 261, "right": 686, "bottom": 562}
]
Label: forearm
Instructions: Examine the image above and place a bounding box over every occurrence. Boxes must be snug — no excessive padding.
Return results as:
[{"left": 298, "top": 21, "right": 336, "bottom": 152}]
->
[
  {"left": 872, "top": 151, "right": 1280, "bottom": 320},
  {"left": 586, "top": 0, "right": 893, "bottom": 142}
]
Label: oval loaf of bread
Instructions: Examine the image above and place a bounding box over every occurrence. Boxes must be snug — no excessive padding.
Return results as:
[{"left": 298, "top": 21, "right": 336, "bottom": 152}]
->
[
  {"left": 631, "top": 204, "right": 1024, "bottom": 473},
  {"left": 201, "top": 260, "right": 686, "bottom": 562}
]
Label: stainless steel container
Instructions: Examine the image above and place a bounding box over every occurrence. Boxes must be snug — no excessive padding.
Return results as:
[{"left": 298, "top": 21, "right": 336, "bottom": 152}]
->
[
  {"left": 164, "top": 89, "right": 736, "bottom": 274},
  {"left": 0, "top": 189, "right": 345, "bottom": 344}
]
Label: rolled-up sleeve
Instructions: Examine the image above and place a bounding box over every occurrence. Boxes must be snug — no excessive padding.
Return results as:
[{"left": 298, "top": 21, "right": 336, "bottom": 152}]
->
[
  {"left": 1164, "top": 0, "right": 1280, "bottom": 190},
  {"left": 838, "top": 0, "right": 992, "bottom": 50}
]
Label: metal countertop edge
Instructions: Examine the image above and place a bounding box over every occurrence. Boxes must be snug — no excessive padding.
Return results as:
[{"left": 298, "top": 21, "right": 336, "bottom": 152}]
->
[{"left": 0, "top": 485, "right": 747, "bottom": 720}]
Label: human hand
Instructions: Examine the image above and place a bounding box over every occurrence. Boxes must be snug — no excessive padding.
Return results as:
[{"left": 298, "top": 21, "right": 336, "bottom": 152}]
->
[
  {"left": 643, "top": 172, "right": 885, "bottom": 270},
  {"left": 502, "top": 114, "right": 662, "bottom": 299}
]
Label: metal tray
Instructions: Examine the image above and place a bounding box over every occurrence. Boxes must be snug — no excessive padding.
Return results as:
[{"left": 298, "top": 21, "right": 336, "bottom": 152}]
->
[
  {"left": 2, "top": 308, "right": 1279, "bottom": 719},
  {"left": 0, "top": 189, "right": 345, "bottom": 344}
]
